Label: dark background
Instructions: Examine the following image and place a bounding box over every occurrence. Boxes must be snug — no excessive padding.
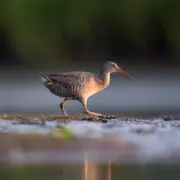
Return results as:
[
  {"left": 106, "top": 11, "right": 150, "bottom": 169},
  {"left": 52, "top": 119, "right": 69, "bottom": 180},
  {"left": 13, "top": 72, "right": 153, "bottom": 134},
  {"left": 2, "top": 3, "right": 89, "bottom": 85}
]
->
[{"left": 1, "top": 0, "right": 180, "bottom": 116}]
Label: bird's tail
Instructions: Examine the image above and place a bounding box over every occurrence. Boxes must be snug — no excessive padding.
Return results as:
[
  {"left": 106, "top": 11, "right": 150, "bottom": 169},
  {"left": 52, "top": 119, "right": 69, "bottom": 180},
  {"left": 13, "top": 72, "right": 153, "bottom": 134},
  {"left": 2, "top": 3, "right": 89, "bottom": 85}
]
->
[{"left": 39, "top": 73, "right": 52, "bottom": 83}]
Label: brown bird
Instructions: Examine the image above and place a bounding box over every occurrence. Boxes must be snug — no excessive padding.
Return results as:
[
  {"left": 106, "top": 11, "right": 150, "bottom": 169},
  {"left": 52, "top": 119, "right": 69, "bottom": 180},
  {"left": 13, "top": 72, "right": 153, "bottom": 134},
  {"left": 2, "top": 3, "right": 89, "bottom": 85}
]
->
[{"left": 40, "top": 61, "right": 131, "bottom": 118}]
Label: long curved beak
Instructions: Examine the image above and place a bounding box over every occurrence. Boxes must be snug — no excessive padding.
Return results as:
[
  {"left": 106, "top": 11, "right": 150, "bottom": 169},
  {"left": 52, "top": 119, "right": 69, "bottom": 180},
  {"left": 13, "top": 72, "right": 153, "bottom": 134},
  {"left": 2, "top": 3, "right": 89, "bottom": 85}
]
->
[{"left": 116, "top": 67, "right": 131, "bottom": 80}]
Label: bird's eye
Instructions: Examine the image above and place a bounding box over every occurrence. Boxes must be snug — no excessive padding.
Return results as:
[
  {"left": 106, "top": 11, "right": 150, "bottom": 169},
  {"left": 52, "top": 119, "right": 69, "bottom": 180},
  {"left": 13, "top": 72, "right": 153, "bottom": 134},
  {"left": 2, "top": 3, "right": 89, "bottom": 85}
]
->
[{"left": 113, "top": 64, "right": 116, "bottom": 68}]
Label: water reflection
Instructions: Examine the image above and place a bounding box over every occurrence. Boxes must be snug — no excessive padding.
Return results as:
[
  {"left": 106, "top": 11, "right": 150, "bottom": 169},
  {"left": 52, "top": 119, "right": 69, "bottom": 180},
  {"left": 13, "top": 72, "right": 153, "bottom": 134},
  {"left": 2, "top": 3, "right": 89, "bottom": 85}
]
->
[{"left": 1, "top": 163, "right": 180, "bottom": 180}]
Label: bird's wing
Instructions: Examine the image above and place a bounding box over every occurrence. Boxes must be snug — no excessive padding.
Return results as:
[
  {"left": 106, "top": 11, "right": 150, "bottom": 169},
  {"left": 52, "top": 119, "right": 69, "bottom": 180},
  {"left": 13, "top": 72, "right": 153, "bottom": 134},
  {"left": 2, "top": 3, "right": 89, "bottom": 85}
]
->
[{"left": 45, "top": 71, "right": 92, "bottom": 86}]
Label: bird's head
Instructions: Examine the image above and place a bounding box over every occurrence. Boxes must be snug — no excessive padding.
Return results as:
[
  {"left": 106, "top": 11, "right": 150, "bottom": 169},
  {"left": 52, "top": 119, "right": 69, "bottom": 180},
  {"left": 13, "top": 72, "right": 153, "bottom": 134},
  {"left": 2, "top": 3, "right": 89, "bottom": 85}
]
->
[{"left": 101, "top": 61, "right": 131, "bottom": 80}]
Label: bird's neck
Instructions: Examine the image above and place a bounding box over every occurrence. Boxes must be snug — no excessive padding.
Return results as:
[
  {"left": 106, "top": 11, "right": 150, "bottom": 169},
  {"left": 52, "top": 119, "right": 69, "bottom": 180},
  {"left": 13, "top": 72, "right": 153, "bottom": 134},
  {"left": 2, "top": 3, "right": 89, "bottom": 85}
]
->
[{"left": 98, "top": 71, "right": 111, "bottom": 88}]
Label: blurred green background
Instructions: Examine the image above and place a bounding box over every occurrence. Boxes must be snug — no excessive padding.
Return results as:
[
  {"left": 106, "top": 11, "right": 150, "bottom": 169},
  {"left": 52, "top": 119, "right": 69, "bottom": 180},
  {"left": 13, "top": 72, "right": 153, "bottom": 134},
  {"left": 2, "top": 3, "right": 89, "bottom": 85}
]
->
[{"left": 1, "top": 0, "right": 180, "bottom": 68}]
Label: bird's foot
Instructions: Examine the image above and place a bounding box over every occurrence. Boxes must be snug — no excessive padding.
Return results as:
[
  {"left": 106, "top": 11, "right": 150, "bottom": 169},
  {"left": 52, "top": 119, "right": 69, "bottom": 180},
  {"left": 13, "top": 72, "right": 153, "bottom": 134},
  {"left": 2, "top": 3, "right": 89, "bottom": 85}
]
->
[
  {"left": 85, "top": 111, "right": 104, "bottom": 118},
  {"left": 83, "top": 111, "right": 119, "bottom": 122},
  {"left": 83, "top": 112, "right": 119, "bottom": 121},
  {"left": 86, "top": 112, "right": 118, "bottom": 119}
]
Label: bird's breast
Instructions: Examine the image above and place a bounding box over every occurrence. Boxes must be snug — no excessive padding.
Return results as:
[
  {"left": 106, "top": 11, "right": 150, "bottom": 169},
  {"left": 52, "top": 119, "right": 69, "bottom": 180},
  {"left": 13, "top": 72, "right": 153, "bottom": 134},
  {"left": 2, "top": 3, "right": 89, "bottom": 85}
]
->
[{"left": 82, "top": 76, "right": 110, "bottom": 98}]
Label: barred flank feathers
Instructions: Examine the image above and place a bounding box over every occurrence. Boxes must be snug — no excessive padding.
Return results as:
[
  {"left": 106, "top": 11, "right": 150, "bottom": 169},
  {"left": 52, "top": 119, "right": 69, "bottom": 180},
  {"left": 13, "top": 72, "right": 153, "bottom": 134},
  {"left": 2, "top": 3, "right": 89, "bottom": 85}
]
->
[{"left": 47, "top": 83, "right": 68, "bottom": 98}]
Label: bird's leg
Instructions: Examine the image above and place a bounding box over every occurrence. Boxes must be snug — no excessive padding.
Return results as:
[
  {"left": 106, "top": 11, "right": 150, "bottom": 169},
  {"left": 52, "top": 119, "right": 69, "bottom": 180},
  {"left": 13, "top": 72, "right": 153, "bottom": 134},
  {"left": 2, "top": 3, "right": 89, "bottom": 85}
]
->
[
  {"left": 60, "top": 98, "right": 68, "bottom": 117},
  {"left": 81, "top": 99, "right": 105, "bottom": 118},
  {"left": 59, "top": 98, "right": 69, "bottom": 125}
]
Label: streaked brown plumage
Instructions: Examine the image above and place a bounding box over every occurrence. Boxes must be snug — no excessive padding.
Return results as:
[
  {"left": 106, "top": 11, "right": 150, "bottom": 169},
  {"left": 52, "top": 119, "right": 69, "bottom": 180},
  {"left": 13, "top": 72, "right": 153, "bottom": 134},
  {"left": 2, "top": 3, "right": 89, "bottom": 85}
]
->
[{"left": 40, "top": 61, "right": 131, "bottom": 117}]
